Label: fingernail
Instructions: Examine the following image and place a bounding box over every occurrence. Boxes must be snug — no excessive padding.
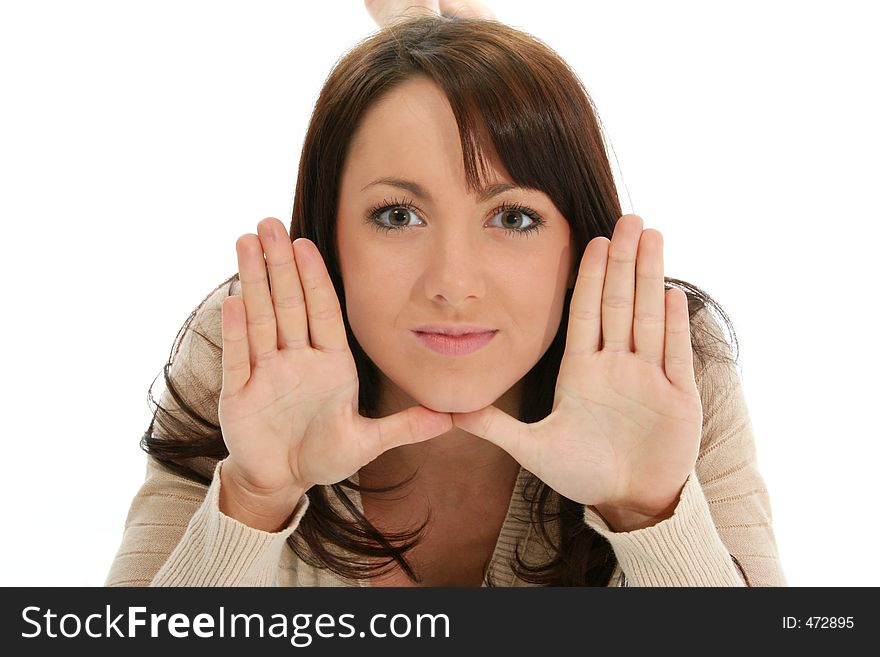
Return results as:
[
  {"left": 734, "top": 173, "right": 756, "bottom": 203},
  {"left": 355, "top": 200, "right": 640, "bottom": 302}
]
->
[{"left": 292, "top": 238, "right": 309, "bottom": 260}]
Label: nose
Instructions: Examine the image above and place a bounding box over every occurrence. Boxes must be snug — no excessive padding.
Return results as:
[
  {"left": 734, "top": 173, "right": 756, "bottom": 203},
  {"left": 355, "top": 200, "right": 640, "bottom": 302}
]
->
[{"left": 422, "top": 231, "right": 486, "bottom": 306}]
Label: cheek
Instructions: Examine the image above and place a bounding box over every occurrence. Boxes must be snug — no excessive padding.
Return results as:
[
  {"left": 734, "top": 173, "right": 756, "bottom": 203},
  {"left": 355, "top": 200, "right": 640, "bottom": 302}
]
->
[
  {"left": 339, "top": 249, "right": 408, "bottom": 343},
  {"left": 348, "top": 285, "right": 398, "bottom": 336},
  {"left": 515, "top": 250, "right": 569, "bottom": 309},
  {"left": 521, "top": 293, "right": 565, "bottom": 359}
]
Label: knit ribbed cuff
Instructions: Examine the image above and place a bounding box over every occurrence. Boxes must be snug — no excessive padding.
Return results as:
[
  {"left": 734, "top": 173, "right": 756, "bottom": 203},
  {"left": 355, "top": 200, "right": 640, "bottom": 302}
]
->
[
  {"left": 583, "top": 470, "right": 745, "bottom": 587},
  {"left": 151, "top": 460, "right": 310, "bottom": 587}
]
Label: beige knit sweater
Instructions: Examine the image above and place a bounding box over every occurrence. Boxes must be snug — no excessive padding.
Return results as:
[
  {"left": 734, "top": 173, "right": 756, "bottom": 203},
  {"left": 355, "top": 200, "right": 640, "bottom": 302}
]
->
[{"left": 106, "top": 280, "right": 786, "bottom": 587}]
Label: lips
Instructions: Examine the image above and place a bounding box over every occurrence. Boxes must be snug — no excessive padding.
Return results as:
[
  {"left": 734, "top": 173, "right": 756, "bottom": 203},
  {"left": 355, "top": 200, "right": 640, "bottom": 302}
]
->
[
  {"left": 412, "top": 324, "right": 496, "bottom": 336},
  {"left": 413, "top": 330, "right": 498, "bottom": 356}
]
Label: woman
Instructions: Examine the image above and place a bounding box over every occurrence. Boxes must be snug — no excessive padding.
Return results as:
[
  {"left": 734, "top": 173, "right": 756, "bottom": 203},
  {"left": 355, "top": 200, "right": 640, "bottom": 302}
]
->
[{"left": 106, "top": 11, "right": 785, "bottom": 587}]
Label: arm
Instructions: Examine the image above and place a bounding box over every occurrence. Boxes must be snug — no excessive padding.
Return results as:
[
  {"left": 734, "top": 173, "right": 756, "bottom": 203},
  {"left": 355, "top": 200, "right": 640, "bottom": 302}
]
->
[
  {"left": 109, "top": 215, "right": 452, "bottom": 586},
  {"left": 583, "top": 306, "right": 786, "bottom": 587},
  {"left": 105, "top": 282, "right": 310, "bottom": 586}
]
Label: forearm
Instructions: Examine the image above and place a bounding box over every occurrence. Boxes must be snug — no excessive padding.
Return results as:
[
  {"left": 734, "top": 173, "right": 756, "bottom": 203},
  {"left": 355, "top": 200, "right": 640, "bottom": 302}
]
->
[
  {"left": 150, "top": 460, "right": 310, "bottom": 587},
  {"left": 583, "top": 471, "right": 746, "bottom": 586}
]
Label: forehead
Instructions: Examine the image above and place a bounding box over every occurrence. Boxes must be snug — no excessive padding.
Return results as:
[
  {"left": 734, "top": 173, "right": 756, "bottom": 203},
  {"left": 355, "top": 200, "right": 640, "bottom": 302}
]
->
[
  {"left": 344, "top": 76, "right": 509, "bottom": 189},
  {"left": 351, "top": 76, "right": 457, "bottom": 153}
]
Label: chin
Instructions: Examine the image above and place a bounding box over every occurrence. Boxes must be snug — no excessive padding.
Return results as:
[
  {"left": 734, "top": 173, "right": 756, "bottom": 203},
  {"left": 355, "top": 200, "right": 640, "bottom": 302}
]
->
[{"left": 411, "top": 389, "right": 500, "bottom": 415}]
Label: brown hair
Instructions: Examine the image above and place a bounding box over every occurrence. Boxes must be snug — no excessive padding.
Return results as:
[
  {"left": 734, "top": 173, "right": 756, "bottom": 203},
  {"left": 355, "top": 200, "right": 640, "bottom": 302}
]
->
[{"left": 143, "top": 15, "right": 738, "bottom": 586}]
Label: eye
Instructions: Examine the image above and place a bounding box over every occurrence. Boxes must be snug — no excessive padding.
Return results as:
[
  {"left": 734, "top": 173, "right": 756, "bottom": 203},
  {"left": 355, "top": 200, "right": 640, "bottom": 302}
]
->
[
  {"left": 376, "top": 206, "right": 423, "bottom": 229},
  {"left": 488, "top": 206, "right": 536, "bottom": 230},
  {"left": 365, "top": 197, "right": 425, "bottom": 234},
  {"left": 486, "top": 202, "right": 546, "bottom": 238}
]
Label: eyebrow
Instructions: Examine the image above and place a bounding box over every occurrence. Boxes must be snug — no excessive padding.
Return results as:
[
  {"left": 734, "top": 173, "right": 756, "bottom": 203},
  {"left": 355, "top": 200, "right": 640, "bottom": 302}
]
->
[{"left": 360, "top": 177, "right": 522, "bottom": 204}]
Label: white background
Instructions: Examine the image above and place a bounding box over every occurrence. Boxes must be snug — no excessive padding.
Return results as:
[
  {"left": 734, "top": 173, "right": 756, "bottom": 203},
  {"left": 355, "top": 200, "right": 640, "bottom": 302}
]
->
[{"left": 1, "top": 0, "right": 876, "bottom": 586}]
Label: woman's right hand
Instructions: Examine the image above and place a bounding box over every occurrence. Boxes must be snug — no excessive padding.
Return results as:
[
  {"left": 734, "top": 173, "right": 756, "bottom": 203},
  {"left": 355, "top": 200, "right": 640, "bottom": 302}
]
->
[{"left": 217, "top": 217, "right": 453, "bottom": 529}]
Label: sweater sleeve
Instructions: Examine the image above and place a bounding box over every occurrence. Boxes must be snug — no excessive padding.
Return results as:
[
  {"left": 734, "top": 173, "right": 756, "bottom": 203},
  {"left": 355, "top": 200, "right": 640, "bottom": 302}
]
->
[
  {"left": 105, "top": 457, "right": 309, "bottom": 586},
  {"left": 582, "top": 306, "right": 786, "bottom": 587}
]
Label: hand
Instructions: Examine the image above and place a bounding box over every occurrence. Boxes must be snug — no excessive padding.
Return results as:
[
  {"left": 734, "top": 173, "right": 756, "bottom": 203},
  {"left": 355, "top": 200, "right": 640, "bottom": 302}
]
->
[
  {"left": 218, "top": 218, "right": 453, "bottom": 525},
  {"left": 451, "top": 215, "right": 703, "bottom": 529},
  {"left": 364, "top": 0, "right": 495, "bottom": 29}
]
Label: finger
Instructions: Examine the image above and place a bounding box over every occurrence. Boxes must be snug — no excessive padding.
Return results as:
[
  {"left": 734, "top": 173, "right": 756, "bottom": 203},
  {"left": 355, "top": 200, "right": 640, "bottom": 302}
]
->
[
  {"left": 368, "top": 406, "right": 453, "bottom": 457},
  {"left": 220, "top": 296, "right": 251, "bottom": 396},
  {"left": 601, "top": 214, "right": 643, "bottom": 352},
  {"left": 565, "top": 236, "right": 609, "bottom": 356},
  {"left": 236, "top": 233, "right": 278, "bottom": 365},
  {"left": 256, "top": 218, "right": 309, "bottom": 350},
  {"left": 450, "top": 406, "right": 538, "bottom": 469},
  {"left": 633, "top": 229, "right": 666, "bottom": 365},
  {"left": 292, "top": 238, "right": 349, "bottom": 354},
  {"left": 663, "top": 287, "right": 697, "bottom": 390}
]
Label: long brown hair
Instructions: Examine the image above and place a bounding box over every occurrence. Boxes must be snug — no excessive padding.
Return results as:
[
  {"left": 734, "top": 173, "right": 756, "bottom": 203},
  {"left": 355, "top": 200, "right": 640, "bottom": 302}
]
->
[{"left": 143, "top": 15, "right": 738, "bottom": 586}]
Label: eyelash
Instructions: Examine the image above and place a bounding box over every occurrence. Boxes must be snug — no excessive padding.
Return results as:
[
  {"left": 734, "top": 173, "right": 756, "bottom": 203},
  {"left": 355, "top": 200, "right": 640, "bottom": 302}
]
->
[{"left": 364, "top": 196, "right": 546, "bottom": 239}]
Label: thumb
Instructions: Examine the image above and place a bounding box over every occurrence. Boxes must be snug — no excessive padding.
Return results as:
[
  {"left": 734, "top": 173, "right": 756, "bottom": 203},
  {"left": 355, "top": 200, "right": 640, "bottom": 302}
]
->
[
  {"left": 451, "top": 406, "right": 535, "bottom": 466},
  {"left": 368, "top": 405, "right": 453, "bottom": 455}
]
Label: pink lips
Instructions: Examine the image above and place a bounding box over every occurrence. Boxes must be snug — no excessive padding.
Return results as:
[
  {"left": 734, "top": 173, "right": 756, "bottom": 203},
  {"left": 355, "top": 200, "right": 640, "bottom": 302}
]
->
[{"left": 413, "top": 330, "right": 498, "bottom": 356}]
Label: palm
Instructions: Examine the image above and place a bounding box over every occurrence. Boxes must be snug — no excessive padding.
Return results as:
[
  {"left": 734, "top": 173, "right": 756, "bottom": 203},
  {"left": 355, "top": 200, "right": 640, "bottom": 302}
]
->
[
  {"left": 219, "top": 345, "right": 364, "bottom": 491},
  {"left": 452, "top": 215, "right": 703, "bottom": 514},
  {"left": 534, "top": 348, "right": 702, "bottom": 509}
]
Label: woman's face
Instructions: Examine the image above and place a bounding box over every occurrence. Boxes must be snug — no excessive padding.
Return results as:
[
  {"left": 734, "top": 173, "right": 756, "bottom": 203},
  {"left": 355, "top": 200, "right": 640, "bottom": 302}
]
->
[{"left": 336, "top": 76, "right": 575, "bottom": 414}]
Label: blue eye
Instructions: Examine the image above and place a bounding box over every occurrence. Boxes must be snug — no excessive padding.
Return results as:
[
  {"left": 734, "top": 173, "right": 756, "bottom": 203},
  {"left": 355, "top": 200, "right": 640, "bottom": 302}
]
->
[{"left": 365, "top": 197, "right": 546, "bottom": 238}]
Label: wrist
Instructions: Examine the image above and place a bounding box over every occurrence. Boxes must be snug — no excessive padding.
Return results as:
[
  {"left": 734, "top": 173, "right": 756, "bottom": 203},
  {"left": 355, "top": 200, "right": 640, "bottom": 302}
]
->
[
  {"left": 218, "top": 460, "right": 309, "bottom": 532},
  {"left": 591, "top": 504, "right": 674, "bottom": 532},
  {"left": 592, "top": 483, "right": 686, "bottom": 532}
]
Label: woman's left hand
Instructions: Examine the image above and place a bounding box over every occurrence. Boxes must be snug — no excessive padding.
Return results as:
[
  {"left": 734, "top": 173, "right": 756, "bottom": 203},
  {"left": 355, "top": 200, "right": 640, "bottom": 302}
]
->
[{"left": 451, "top": 214, "right": 703, "bottom": 531}]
